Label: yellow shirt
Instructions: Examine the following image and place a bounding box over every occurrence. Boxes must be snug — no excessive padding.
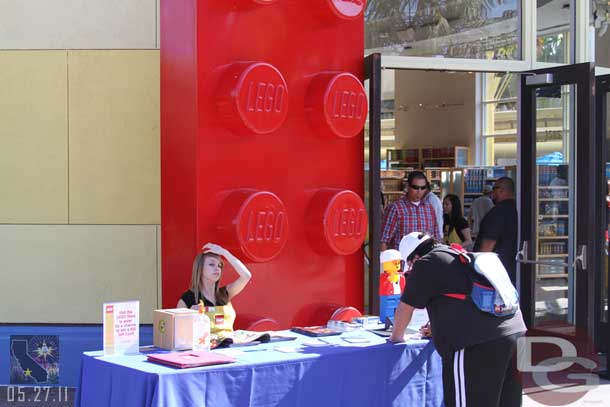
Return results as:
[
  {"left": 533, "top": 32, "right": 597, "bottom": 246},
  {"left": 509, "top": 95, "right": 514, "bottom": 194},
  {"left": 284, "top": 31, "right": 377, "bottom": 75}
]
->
[
  {"left": 444, "top": 224, "right": 463, "bottom": 245},
  {"left": 204, "top": 303, "right": 236, "bottom": 339}
]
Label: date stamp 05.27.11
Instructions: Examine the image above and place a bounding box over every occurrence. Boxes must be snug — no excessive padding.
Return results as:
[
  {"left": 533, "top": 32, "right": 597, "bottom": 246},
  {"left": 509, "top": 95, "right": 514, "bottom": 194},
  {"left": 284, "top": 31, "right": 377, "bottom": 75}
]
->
[{"left": 1, "top": 386, "right": 72, "bottom": 405}]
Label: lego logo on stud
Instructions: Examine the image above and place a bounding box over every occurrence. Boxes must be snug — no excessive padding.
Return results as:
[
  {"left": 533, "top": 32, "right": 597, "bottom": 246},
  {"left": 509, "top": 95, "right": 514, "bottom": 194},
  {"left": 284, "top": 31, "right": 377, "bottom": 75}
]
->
[
  {"left": 327, "top": 0, "right": 365, "bottom": 19},
  {"left": 216, "top": 190, "right": 289, "bottom": 262},
  {"left": 237, "top": 192, "right": 288, "bottom": 261},
  {"left": 324, "top": 191, "right": 367, "bottom": 254},
  {"left": 217, "top": 62, "right": 289, "bottom": 135},
  {"left": 213, "top": 190, "right": 287, "bottom": 263},
  {"left": 306, "top": 72, "right": 368, "bottom": 138},
  {"left": 306, "top": 189, "right": 367, "bottom": 255}
]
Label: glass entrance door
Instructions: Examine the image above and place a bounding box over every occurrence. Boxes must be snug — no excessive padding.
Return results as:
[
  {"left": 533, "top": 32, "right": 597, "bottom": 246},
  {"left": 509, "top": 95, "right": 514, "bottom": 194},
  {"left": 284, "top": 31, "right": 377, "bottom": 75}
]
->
[
  {"left": 518, "top": 63, "right": 597, "bottom": 339},
  {"left": 596, "top": 74, "right": 610, "bottom": 376}
]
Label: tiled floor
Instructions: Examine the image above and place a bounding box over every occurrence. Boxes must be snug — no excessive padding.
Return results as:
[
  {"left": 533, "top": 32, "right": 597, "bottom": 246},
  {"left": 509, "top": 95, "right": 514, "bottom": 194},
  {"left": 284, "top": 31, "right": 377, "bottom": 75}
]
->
[{"left": 523, "top": 378, "right": 610, "bottom": 407}]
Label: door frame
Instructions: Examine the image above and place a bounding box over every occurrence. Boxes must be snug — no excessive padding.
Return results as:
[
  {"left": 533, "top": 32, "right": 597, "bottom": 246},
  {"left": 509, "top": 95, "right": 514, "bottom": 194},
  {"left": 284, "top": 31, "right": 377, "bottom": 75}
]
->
[
  {"left": 364, "top": 53, "right": 382, "bottom": 316},
  {"left": 364, "top": 59, "right": 603, "bottom": 347},
  {"left": 518, "top": 63, "right": 598, "bottom": 339},
  {"left": 595, "top": 75, "right": 610, "bottom": 376}
]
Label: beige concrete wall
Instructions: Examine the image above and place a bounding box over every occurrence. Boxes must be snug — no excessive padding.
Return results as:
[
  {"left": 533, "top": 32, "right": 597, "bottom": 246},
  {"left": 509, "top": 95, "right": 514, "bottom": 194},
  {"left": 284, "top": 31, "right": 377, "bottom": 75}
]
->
[
  {"left": 0, "top": 50, "right": 161, "bottom": 322},
  {"left": 68, "top": 50, "right": 160, "bottom": 225},
  {"left": 0, "top": 51, "right": 68, "bottom": 223},
  {"left": 0, "top": 225, "right": 159, "bottom": 323},
  {"left": 0, "top": 50, "right": 161, "bottom": 227},
  {"left": 394, "top": 70, "right": 476, "bottom": 153},
  {"left": 0, "top": 0, "right": 157, "bottom": 49}
]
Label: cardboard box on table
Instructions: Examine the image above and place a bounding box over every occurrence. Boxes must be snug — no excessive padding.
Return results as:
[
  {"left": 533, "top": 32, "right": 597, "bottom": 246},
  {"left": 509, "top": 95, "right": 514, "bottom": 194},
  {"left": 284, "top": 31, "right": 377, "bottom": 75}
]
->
[{"left": 153, "top": 308, "right": 196, "bottom": 350}]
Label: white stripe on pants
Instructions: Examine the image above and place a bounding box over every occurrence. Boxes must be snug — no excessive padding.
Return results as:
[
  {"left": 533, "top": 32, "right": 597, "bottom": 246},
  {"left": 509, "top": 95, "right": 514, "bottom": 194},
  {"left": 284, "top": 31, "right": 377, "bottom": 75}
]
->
[{"left": 453, "top": 349, "right": 466, "bottom": 407}]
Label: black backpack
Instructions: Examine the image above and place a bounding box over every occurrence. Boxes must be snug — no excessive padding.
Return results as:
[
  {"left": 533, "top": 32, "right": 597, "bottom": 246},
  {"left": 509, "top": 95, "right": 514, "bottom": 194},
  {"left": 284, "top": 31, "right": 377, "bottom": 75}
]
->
[{"left": 440, "top": 244, "right": 519, "bottom": 317}]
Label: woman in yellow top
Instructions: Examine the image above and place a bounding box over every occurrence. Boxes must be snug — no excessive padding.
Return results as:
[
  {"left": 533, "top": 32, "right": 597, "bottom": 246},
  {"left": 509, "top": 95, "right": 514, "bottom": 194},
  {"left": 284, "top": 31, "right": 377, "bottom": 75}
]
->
[
  {"left": 442, "top": 194, "right": 473, "bottom": 250},
  {"left": 177, "top": 243, "right": 252, "bottom": 340}
]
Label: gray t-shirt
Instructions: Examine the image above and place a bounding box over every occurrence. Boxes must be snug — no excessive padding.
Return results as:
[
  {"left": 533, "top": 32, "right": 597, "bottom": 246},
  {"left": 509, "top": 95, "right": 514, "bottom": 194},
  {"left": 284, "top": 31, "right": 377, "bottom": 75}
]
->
[
  {"left": 468, "top": 194, "right": 494, "bottom": 235},
  {"left": 425, "top": 192, "right": 444, "bottom": 240}
]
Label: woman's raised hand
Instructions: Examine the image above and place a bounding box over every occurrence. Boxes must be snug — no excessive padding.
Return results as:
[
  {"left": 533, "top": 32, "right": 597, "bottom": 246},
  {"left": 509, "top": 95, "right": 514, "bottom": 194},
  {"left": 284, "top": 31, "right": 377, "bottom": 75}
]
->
[
  {"left": 201, "top": 243, "right": 251, "bottom": 300},
  {"left": 201, "top": 243, "right": 228, "bottom": 257}
]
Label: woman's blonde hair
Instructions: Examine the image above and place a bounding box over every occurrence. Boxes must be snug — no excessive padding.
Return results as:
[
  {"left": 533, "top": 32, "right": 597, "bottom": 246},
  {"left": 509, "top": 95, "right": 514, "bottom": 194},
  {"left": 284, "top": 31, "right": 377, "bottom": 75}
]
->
[{"left": 190, "top": 252, "right": 229, "bottom": 305}]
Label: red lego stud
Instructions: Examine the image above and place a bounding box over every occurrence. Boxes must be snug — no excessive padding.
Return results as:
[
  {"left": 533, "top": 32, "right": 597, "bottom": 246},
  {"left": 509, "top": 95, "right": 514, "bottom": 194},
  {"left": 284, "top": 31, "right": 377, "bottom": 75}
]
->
[
  {"left": 306, "top": 189, "right": 367, "bottom": 255},
  {"left": 306, "top": 72, "right": 367, "bottom": 139},
  {"left": 217, "top": 62, "right": 289, "bottom": 135},
  {"left": 216, "top": 190, "right": 289, "bottom": 262},
  {"left": 317, "top": 0, "right": 366, "bottom": 21}
]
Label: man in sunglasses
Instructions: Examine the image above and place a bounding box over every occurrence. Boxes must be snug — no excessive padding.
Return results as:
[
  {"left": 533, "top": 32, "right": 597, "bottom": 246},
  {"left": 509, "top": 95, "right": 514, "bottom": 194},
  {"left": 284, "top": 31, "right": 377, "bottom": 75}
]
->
[{"left": 381, "top": 171, "right": 441, "bottom": 250}]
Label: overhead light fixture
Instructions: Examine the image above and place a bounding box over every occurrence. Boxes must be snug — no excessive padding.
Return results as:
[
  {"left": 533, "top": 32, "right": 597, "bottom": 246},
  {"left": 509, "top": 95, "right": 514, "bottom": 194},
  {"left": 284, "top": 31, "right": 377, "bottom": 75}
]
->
[{"left": 397, "top": 102, "right": 464, "bottom": 112}]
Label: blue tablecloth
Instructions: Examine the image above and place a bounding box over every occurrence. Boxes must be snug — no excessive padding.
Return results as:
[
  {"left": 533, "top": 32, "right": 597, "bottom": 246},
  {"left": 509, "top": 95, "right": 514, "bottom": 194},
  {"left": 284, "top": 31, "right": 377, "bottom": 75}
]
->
[{"left": 75, "top": 331, "right": 443, "bottom": 407}]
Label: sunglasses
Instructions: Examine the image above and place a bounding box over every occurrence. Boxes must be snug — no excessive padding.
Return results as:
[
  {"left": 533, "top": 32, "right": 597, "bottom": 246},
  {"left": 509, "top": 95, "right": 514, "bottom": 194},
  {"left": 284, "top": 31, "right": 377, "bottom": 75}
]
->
[{"left": 409, "top": 185, "right": 427, "bottom": 190}]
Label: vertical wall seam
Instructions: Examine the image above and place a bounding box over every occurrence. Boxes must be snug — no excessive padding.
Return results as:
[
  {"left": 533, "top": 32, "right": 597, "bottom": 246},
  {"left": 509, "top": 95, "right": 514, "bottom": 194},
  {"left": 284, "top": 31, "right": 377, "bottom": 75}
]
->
[
  {"left": 155, "top": 0, "right": 159, "bottom": 49},
  {"left": 66, "top": 50, "right": 70, "bottom": 224},
  {"left": 156, "top": 225, "right": 161, "bottom": 308}
]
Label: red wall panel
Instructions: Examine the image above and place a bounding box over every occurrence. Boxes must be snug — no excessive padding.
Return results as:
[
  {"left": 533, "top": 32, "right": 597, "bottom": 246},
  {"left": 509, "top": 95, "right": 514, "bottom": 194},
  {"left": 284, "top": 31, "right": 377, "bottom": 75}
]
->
[{"left": 161, "top": 0, "right": 367, "bottom": 327}]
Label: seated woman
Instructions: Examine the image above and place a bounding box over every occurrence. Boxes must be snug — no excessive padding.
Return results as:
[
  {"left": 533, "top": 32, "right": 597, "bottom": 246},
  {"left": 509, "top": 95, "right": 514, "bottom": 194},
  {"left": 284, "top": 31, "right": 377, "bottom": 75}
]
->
[
  {"left": 442, "top": 194, "right": 473, "bottom": 249},
  {"left": 177, "top": 243, "right": 252, "bottom": 341}
]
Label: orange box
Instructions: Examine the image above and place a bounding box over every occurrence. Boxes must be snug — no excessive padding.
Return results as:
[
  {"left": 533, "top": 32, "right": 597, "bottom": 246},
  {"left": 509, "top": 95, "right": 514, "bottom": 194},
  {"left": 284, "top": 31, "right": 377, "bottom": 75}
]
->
[{"left": 153, "top": 308, "right": 197, "bottom": 350}]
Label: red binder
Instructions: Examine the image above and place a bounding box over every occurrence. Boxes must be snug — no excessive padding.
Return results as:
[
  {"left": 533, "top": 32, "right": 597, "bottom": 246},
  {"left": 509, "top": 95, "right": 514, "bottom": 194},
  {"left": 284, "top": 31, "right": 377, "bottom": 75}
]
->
[{"left": 147, "top": 351, "right": 235, "bottom": 369}]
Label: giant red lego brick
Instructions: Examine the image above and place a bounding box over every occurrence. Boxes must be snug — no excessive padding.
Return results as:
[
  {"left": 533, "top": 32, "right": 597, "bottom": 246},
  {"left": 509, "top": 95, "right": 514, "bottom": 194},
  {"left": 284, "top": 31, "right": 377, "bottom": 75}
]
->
[{"left": 161, "top": 0, "right": 367, "bottom": 327}]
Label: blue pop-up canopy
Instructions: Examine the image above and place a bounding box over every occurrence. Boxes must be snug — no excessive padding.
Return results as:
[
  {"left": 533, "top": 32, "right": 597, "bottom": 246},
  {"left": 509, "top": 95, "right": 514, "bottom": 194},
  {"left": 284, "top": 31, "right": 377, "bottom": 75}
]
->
[{"left": 536, "top": 151, "right": 564, "bottom": 165}]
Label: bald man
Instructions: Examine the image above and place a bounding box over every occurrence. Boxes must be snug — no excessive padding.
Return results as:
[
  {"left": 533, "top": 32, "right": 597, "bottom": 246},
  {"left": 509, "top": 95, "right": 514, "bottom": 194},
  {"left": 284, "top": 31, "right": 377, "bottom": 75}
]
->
[{"left": 473, "top": 177, "right": 518, "bottom": 283}]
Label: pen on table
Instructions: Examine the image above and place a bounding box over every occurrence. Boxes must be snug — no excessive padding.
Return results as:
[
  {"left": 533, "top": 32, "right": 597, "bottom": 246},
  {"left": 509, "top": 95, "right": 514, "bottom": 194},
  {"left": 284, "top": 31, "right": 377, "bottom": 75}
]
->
[
  {"left": 420, "top": 321, "right": 432, "bottom": 338},
  {"left": 243, "top": 348, "right": 269, "bottom": 352}
]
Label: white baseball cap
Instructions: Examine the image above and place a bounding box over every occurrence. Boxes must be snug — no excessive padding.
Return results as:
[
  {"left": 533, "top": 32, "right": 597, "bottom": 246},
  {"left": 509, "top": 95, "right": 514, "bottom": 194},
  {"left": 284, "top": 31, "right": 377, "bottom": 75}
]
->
[
  {"left": 399, "top": 232, "right": 431, "bottom": 261},
  {"left": 380, "top": 249, "right": 401, "bottom": 264}
]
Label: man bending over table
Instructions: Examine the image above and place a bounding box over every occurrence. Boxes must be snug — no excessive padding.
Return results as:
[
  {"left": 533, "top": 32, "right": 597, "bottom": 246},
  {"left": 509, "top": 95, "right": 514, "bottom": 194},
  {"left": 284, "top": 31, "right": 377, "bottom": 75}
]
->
[{"left": 390, "top": 232, "right": 526, "bottom": 407}]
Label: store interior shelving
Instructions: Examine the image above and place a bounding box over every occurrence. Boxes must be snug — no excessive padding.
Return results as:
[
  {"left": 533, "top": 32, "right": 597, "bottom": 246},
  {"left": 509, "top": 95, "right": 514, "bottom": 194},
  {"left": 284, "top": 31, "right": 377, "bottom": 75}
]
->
[
  {"left": 535, "top": 165, "right": 570, "bottom": 280},
  {"left": 386, "top": 146, "right": 470, "bottom": 169}
]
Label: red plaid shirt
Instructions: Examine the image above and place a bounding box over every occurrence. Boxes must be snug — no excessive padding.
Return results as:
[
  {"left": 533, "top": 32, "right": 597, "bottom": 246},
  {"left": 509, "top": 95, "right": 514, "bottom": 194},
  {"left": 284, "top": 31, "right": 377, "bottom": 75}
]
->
[{"left": 381, "top": 198, "right": 441, "bottom": 249}]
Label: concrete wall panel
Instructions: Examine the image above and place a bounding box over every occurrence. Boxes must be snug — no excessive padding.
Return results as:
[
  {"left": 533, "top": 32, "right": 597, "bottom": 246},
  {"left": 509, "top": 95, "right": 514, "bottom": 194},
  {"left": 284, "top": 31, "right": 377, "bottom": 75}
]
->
[
  {"left": 0, "top": 51, "right": 68, "bottom": 223},
  {"left": 0, "top": 225, "right": 158, "bottom": 323},
  {"left": 0, "top": 0, "right": 157, "bottom": 49},
  {"left": 68, "top": 50, "right": 160, "bottom": 225}
]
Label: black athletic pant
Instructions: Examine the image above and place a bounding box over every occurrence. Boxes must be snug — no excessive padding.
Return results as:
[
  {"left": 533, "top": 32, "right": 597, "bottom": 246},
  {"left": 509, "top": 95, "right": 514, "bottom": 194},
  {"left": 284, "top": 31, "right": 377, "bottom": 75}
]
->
[{"left": 441, "top": 333, "right": 523, "bottom": 407}]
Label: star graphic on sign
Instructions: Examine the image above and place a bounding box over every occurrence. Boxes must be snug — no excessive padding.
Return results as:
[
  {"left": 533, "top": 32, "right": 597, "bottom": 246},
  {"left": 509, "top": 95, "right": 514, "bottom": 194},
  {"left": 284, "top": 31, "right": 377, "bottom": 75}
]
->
[
  {"left": 24, "top": 368, "right": 32, "bottom": 377},
  {"left": 34, "top": 340, "right": 55, "bottom": 362}
]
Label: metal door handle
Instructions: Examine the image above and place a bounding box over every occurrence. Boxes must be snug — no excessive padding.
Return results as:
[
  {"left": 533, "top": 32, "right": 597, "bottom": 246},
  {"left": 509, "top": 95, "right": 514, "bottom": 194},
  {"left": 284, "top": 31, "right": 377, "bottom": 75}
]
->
[
  {"left": 575, "top": 245, "right": 587, "bottom": 270},
  {"left": 516, "top": 240, "right": 571, "bottom": 267},
  {"left": 516, "top": 241, "right": 528, "bottom": 262}
]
